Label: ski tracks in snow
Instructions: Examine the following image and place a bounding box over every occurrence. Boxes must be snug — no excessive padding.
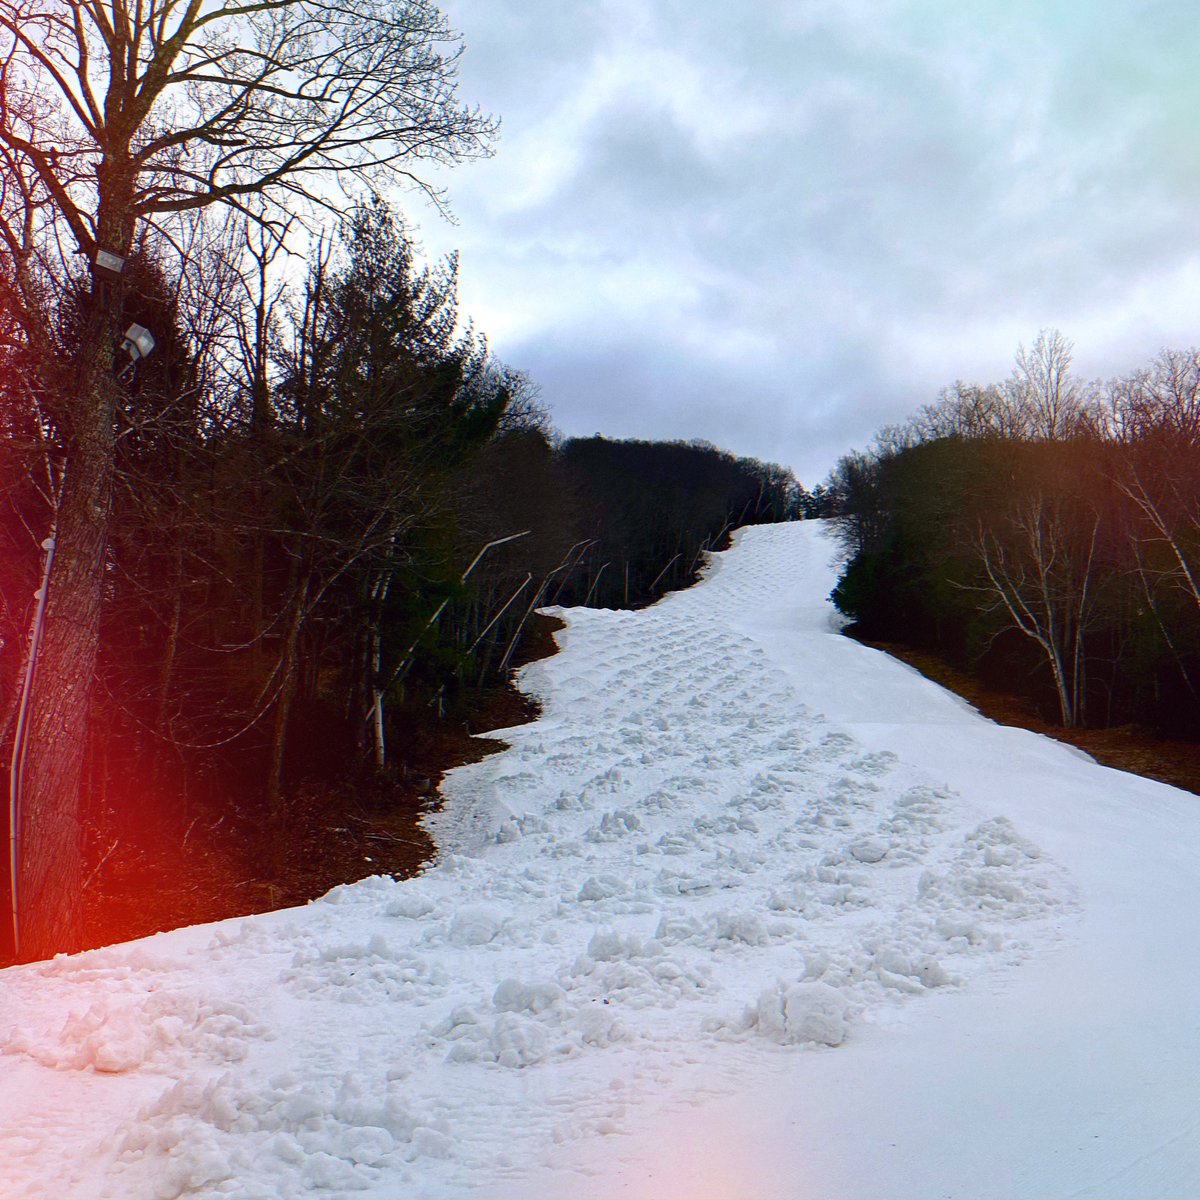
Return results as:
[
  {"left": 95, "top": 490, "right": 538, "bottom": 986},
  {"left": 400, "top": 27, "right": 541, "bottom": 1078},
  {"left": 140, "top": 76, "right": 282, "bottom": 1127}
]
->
[{"left": 0, "top": 523, "right": 1078, "bottom": 1199}]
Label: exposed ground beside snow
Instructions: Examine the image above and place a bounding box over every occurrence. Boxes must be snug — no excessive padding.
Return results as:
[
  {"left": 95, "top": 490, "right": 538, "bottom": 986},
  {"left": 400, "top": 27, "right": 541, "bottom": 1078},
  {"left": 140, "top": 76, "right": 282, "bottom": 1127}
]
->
[{"left": 2, "top": 522, "right": 1199, "bottom": 1199}]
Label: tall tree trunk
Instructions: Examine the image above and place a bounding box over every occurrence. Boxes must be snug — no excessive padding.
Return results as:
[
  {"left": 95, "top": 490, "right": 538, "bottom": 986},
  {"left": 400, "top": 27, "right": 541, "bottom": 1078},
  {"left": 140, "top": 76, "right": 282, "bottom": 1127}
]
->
[
  {"left": 265, "top": 573, "right": 310, "bottom": 819},
  {"left": 368, "top": 569, "right": 391, "bottom": 771},
  {"left": 17, "top": 313, "right": 118, "bottom": 960},
  {"left": 1046, "top": 640, "right": 1074, "bottom": 728},
  {"left": 156, "top": 544, "right": 184, "bottom": 738}
]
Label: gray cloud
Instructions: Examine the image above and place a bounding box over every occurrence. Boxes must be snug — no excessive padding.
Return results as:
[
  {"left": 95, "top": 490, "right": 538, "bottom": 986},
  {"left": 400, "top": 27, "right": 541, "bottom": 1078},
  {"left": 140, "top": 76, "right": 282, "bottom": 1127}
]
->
[{"left": 412, "top": 0, "right": 1200, "bottom": 485}]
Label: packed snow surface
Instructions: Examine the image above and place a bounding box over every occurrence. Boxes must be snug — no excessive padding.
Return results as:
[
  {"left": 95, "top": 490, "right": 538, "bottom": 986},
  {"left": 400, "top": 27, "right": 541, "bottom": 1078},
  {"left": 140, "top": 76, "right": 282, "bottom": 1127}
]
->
[{"left": 3, "top": 522, "right": 1200, "bottom": 1198}]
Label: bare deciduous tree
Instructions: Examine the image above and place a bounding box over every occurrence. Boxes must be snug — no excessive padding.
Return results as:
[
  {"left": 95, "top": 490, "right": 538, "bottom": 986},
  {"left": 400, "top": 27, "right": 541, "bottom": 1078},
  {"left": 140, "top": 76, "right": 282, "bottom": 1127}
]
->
[
  {"left": 973, "top": 488, "right": 1101, "bottom": 729},
  {"left": 1103, "top": 349, "right": 1200, "bottom": 445},
  {"left": 1007, "top": 328, "right": 1089, "bottom": 442}
]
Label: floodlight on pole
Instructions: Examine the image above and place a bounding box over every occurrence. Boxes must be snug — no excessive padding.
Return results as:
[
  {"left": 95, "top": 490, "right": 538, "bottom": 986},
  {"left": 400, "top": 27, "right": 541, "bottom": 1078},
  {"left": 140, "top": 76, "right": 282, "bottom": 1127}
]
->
[
  {"left": 92, "top": 249, "right": 125, "bottom": 285},
  {"left": 120, "top": 325, "right": 155, "bottom": 363}
]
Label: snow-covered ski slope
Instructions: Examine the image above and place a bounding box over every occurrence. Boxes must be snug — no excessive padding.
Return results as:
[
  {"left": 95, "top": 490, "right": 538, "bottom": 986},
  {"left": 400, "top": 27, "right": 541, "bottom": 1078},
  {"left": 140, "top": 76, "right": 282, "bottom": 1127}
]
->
[{"left": 4, "top": 520, "right": 1200, "bottom": 1199}]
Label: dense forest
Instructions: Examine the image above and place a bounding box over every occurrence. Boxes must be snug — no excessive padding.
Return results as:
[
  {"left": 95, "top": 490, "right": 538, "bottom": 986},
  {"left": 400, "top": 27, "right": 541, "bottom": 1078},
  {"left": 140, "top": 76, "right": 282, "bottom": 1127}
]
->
[
  {"left": 0, "top": 201, "right": 805, "bottom": 955},
  {"left": 827, "top": 330, "right": 1200, "bottom": 739}
]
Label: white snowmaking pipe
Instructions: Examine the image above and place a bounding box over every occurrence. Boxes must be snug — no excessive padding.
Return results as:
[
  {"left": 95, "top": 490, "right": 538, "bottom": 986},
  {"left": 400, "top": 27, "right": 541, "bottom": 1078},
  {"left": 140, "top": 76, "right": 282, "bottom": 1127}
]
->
[{"left": 8, "top": 530, "right": 56, "bottom": 962}]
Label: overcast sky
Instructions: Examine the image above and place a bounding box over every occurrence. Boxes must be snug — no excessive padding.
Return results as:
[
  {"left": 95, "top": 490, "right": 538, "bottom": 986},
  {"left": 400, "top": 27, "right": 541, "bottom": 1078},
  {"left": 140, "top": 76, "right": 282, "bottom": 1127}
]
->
[{"left": 411, "top": 0, "right": 1200, "bottom": 486}]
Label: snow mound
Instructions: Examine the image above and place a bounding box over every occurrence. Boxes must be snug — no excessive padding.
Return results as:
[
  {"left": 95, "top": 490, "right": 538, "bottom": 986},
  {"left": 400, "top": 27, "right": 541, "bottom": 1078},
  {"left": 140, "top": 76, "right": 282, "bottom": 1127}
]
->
[{"left": 748, "top": 980, "right": 851, "bottom": 1046}]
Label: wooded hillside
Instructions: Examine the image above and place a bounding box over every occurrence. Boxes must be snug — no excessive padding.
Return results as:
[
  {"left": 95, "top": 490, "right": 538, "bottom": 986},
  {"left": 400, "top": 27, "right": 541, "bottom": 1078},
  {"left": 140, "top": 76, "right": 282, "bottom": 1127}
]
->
[{"left": 829, "top": 332, "right": 1200, "bottom": 738}]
